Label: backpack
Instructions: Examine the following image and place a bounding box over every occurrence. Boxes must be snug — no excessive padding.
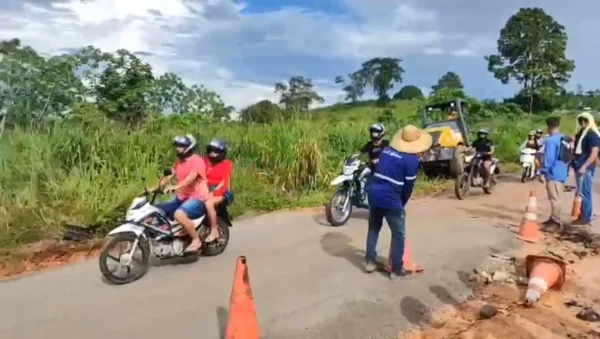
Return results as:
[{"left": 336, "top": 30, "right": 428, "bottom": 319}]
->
[{"left": 558, "top": 136, "right": 573, "bottom": 163}]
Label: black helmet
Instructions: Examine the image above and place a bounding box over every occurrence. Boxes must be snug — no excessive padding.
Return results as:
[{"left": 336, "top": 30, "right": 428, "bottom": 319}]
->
[
  {"left": 369, "top": 123, "right": 385, "bottom": 141},
  {"left": 206, "top": 138, "right": 227, "bottom": 163},
  {"left": 477, "top": 128, "right": 489, "bottom": 138},
  {"left": 173, "top": 134, "right": 197, "bottom": 158}
]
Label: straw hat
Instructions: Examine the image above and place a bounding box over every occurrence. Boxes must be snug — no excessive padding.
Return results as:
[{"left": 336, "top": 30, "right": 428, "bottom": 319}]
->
[{"left": 390, "top": 124, "right": 433, "bottom": 154}]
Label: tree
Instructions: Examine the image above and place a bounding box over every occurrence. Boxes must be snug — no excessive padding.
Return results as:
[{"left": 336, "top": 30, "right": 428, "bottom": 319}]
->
[
  {"left": 0, "top": 38, "right": 86, "bottom": 131},
  {"left": 431, "top": 72, "right": 463, "bottom": 92},
  {"left": 93, "top": 49, "right": 155, "bottom": 125},
  {"left": 274, "top": 76, "right": 324, "bottom": 114},
  {"left": 240, "top": 100, "right": 283, "bottom": 123},
  {"left": 334, "top": 73, "right": 366, "bottom": 103},
  {"left": 354, "top": 57, "right": 404, "bottom": 104},
  {"left": 485, "top": 7, "right": 575, "bottom": 113},
  {"left": 393, "top": 85, "right": 424, "bottom": 100}
]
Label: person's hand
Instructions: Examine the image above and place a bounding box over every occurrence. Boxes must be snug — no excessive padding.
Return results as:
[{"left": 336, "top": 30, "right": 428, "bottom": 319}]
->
[
  {"left": 164, "top": 185, "right": 178, "bottom": 194},
  {"left": 372, "top": 158, "right": 379, "bottom": 164},
  {"left": 578, "top": 166, "right": 587, "bottom": 175}
]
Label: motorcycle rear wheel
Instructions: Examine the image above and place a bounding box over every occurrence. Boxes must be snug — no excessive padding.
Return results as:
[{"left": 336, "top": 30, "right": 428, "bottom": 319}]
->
[
  {"left": 201, "top": 218, "right": 230, "bottom": 257},
  {"left": 99, "top": 232, "right": 150, "bottom": 285},
  {"left": 325, "top": 188, "right": 353, "bottom": 226}
]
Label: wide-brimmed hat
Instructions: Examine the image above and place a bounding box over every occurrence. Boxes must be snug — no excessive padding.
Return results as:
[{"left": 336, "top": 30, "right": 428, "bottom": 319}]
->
[{"left": 390, "top": 124, "right": 433, "bottom": 154}]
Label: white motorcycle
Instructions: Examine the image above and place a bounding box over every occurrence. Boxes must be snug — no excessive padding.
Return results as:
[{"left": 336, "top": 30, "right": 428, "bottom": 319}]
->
[
  {"left": 325, "top": 153, "right": 371, "bottom": 226},
  {"left": 520, "top": 148, "right": 538, "bottom": 183},
  {"left": 98, "top": 176, "right": 232, "bottom": 285}
]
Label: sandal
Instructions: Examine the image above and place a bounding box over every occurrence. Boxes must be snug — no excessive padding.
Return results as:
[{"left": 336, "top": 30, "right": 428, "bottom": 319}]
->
[
  {"left": 183, "top": 242, "right": 202, "bottom": 255},
  {"left": 204, "top": 231, "right": 220, "bottom": 243}
]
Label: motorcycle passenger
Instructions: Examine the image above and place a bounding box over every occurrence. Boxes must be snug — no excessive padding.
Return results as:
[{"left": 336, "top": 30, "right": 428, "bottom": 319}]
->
[
  {"left": 522, "top": 130, "right": 540, "bottom": 150},
  {"left": 360, "top": 123, "right": 390, "bottom": 170},
  {"left": 202, "top": 139, "right": 234, "bottom": 243},
  {"left": 153, "top": 135, "right": 209, "bottom": 254},
  {"left": 472, "top": 129, "right": 495, "bottom": 187}
]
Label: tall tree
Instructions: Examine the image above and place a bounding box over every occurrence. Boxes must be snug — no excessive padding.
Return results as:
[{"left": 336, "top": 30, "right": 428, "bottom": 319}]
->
[
  {"left": 94, "top": 49, "right": 155, "bottom": 125},
  {"left": 274, "top": 76, "right": 324, "bottom": 114},
  {"left": 334, "top": 72, "right": 366, "bottom": 103},
  {"left": 485, "top": 7, "right": 575, "bottom": 112},
  {"left": 355, "top": 57, "right": 404, "bottom": 103},
  {"left": 431, "top": 72, "right": 463, "bottom": 92},
  {"left": 393, "top": 85, "right": 424, "bottom": 100},
  {"left": 0, "top": 38, "right": 86, "bottom": 131}
]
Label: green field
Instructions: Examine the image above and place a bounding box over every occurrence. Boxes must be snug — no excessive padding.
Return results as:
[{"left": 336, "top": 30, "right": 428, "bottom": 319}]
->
[{"left": 0, "top": 99, "right": 572, "bottom": 249}]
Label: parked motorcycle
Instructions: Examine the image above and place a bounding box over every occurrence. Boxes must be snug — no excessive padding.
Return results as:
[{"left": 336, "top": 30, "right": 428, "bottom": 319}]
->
[
  {"left": 325, "top": 153, "right": 371, "bottom": 226},
  {"left": 455, "top": 153, "right": 499, "bottom": 199},
  {"left": 98, "top": 176, "right": 232, "bottom": 285},
  {"left": 520, "top": 148, "right": 537, "bottom": 183}
]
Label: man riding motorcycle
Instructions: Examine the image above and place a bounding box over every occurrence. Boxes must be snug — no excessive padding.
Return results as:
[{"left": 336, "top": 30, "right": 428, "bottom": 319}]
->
[
  {"left": 152, "top": 134, "right": 209, "bottom": 254},
  {"left": 360, "top": 123, "right": 390, "bottom": 170},
  {"left": 471, "top": 129, "right": 495, "bottom": 188}
]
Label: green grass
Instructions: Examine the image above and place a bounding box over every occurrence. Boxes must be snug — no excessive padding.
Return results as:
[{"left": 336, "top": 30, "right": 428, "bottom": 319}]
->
[{"left": 0, "top": 100, "right": 578, "bottom": 249}]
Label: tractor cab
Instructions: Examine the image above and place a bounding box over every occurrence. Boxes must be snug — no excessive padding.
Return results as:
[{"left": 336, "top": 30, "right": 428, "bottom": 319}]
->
[{"left": 419, "top": 99, "right": 471, "bottom": 177}]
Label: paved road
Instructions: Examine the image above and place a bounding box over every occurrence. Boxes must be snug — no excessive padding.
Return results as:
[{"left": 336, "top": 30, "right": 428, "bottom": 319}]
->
[{"left": 0, "top": 176, "right": 577, "bottom": 339}]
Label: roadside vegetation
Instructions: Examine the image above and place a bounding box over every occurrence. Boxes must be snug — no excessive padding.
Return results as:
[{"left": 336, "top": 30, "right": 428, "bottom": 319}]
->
[{"left": 0, "top": 7, "right": 597, "bottom": 251}]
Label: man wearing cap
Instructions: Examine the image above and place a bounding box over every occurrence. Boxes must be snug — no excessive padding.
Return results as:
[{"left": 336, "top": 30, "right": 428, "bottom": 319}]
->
[{"left": 364, "top": 125, "right": 433, "bottom": 280}]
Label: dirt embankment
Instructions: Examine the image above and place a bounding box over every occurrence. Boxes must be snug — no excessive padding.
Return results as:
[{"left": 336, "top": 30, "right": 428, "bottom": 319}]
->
[{"left": 400, "top": 225, "right": 600, "bottom": 339}]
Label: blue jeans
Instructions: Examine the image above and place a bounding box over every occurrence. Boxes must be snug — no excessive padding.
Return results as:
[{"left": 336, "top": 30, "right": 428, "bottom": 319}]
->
[
  {"left": 208, "top": 185, "right": 235, "bottom": 206},
  {"left": 366, "top": 207, "right": 406, "bottom": 273},
  {"left": 575, "top": 170, "right": 594, "bottom": 222},
  {"left": 155, "top": 196, "right": 205, "bottom": 219}
]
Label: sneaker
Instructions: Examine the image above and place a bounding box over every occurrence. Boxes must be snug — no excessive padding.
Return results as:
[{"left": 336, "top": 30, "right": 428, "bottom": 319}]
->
[
  {"left": 389, "top": 269, "right": 409, "bottom": 280},
  {"left": 571, "top": 218, "right": 591, "bottom": 226},
  {"left": 541, "top": 219, "right": 562, "bottom": 233},
  {"left": 364, "top": 261, "right": 377, "bottom": 273}
]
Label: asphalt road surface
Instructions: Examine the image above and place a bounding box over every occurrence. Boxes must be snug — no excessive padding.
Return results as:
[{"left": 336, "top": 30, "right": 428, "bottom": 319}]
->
[{"left": 2, "top": 176, "right": 583, "bottom": 339}]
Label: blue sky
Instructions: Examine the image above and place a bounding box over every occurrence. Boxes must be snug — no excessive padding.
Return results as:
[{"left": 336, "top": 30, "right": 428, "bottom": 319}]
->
[{"left": 0, "top": 0, "right": 598, "bottom": 109}]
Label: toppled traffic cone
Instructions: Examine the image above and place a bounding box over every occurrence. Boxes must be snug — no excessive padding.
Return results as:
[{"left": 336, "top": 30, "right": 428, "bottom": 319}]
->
[
  {"left": 225, "top": 256, "right": 260, "bottom": 339},
  {"left": 524, "top": 254, "right": 567, "bottom": 305},
  {"left": 516, "top": 190, "right": 539, "bottom": 243},
  {"left": 386, "top": 238, "right": 424, "bottom": 274},
  {"left": 571, "top": 194, "right": 582, "bottom": 220}
]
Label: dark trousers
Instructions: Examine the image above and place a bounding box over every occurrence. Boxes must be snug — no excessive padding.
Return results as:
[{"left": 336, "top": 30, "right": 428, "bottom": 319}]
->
[{"left": 365, "top": 207, "right": 406, "bottom": 273}]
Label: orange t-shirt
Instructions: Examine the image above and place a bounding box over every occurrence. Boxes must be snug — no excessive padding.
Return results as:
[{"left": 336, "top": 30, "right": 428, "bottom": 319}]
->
[{"left": 172, "top": 154, "right": 209, "bottom": 201}]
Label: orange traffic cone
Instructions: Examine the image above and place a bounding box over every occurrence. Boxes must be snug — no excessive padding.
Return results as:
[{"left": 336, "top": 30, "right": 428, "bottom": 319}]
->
[
  {"left": 225, "top": 256, "right": 260, "bottom": 339},
  {"left": 516, "top": 190, "right": 539, "bottom": 243},
  {"left": 571, "top": 194, "right": 582, "bottom": 220},
  {"left": 524, "top": 254, "right": 567, "bottom": 305},
  {"left": 386, "top": 238, "right": 424, "bottom": 274}
]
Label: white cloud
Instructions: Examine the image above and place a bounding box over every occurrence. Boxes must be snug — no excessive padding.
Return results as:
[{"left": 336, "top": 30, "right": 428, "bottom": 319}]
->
[{"left": 3, "top": 0, "right": 597, "bottom": 108}]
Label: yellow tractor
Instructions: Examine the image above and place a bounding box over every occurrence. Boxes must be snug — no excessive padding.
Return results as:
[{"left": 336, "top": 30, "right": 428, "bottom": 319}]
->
[{"left": 419, "top": 99, "right": 471, "bottom": 178}]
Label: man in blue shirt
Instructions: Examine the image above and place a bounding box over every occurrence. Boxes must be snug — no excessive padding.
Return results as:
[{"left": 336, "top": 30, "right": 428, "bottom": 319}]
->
[
  {"left": 365, "top": 125, "right": 432, "bottom": 280},
  {"left": 539, "top": 117, "right": 568, "bottom": 232},
  {"left": 571, "top": 112, "right": 600, "bottom": 226}
]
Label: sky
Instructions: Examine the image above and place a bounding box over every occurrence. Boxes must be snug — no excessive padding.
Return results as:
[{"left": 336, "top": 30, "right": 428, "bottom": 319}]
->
[{"left": 0, "top": 0, "right": 598, "bottom": 110}]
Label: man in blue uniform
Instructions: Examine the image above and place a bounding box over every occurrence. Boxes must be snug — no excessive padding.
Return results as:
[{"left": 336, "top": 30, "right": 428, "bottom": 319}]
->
[{"left": 364, "top": 125, "right": 433, "bottom": 280}]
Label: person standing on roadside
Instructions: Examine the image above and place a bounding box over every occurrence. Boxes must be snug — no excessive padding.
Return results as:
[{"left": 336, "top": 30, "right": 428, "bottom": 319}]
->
[
  {"left": 539, "top": 117, "right": 568, "bottom": 232},
  {"left": 364, "top": 125, "right": 432, "bottom": 280},
  {"left": 571, "top": 112, "right": 600, "bottom": 226}
]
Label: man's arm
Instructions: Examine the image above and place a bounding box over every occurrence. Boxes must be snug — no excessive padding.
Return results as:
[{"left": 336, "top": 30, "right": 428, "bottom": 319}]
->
[{"left": 401, "top": 157, "right": 420, "bottom": 206}]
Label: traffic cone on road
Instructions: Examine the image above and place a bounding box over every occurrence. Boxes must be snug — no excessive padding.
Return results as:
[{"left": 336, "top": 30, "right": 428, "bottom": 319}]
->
[
  {"left": 524, "top": 254, "right": 567, "bottom": 305},
  {"left": 571, "top": 194, "right": 582, "bottom": 221},
  {"left": 516, "top": 190, "right": 539, "bottom": 243},
  {"left": 386, "top": 238, "right": 424, "bottom": 274},
  {"left": 225, "top": 256, "right": 260, "bottom": 339}
]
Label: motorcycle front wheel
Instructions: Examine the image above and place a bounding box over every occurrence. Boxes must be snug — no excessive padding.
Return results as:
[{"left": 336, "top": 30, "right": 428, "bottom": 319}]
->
[
  {"left": 454, "top": 173, "right": 470, "bottom": 200},
  {"left": 325, "top": 188, "right": 353, "bottom": 226},
  {"left": 99, "top": 232, "right": 150, "bottom": 285}
]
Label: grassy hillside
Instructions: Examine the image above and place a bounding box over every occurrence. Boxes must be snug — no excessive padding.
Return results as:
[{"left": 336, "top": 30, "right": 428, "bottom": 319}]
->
[{"left": 0, "top": 100, "right": 577, "bottom": 248}]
